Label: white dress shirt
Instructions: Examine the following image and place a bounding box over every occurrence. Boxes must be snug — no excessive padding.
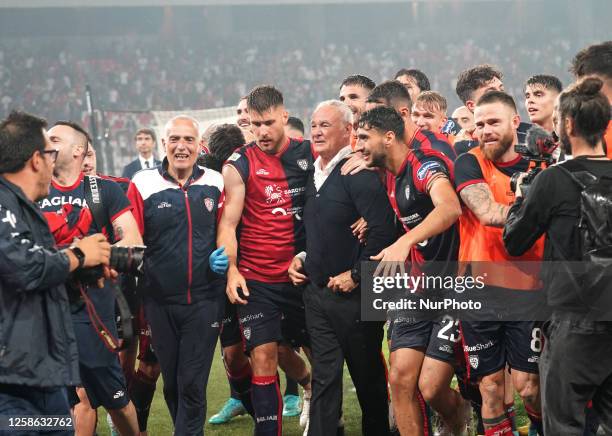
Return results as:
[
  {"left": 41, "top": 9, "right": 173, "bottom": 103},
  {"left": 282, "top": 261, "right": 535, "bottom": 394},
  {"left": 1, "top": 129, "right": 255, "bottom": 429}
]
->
[{"left": 313, "top": 145, "right": 352, "bottom": 192}]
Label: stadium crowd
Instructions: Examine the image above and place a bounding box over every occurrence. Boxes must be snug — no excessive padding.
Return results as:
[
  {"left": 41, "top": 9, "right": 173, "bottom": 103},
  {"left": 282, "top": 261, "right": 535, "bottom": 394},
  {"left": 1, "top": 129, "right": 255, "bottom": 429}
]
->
[{"left": 0, "top": 17, "right": 611, "bottom": 436}]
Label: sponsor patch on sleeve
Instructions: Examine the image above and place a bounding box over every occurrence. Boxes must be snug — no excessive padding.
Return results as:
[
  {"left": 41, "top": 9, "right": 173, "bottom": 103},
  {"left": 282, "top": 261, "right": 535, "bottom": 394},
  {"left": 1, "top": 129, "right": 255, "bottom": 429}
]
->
[{"left": 416, "top": 161, "right": 443, "bottom": 181}]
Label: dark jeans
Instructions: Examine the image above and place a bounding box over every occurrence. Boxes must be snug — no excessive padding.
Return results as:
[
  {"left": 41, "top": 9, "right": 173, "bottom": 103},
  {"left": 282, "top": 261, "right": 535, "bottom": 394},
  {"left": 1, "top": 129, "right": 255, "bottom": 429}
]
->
[{"left": 540, "top": 315, "right": 612, "bottom": 435}]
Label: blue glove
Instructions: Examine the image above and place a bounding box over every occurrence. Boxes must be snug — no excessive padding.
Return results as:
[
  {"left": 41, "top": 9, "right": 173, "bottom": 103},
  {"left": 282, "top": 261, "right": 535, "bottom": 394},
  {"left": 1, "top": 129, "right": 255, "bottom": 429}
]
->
[{"left": 209, "top": 246, "right": 229, "bottom": 275}]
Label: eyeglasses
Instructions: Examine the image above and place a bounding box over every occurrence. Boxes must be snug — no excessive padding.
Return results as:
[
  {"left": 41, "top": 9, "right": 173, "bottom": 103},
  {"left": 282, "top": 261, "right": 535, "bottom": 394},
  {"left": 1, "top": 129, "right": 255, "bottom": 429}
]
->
[{"left": 40, "top": 149, "right": 59, "bottom": 163}]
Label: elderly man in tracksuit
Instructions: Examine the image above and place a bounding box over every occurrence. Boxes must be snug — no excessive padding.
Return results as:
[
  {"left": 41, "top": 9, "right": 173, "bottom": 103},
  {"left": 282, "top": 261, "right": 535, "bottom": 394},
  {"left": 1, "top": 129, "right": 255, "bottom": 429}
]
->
[{"left": 129, "top": 115, "right": 228, "bottom": 436}]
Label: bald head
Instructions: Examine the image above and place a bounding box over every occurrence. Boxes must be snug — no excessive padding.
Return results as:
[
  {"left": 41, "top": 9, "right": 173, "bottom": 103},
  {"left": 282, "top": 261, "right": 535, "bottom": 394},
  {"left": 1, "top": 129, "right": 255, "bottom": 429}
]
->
[{"left": 164, "top": 115, "right": 200, "bottom": 139}]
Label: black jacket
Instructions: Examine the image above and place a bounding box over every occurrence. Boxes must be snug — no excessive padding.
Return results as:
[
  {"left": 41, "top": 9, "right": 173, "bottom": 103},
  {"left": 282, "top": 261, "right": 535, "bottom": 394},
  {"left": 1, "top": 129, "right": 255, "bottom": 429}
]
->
[
  {"left": 122, "top": 158, "right": 161, "bottom": 180},
  {"left": 303, "top": 159, "right": 398, "bottom": 287},
  {"left": 0, "top": 176, "right": 79, "bottom": 387}
]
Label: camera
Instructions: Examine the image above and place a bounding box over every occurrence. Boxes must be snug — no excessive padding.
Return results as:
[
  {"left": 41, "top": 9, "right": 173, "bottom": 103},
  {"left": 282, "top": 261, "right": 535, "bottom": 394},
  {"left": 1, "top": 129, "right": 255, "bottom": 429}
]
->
[
  {"left": 510, "top": 125, "right": 559, "bottom": 197},
  {"left": 66, "top": 246, "right": 146, "bottom": 307}
]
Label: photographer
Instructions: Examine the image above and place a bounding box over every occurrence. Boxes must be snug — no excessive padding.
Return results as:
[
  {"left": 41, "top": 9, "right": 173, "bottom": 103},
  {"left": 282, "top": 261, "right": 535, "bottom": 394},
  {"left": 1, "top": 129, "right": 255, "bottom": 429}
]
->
[
  {"left": 0, "top": 111, "right": 112, "bottom": 426},
  {"left": 504, "top": 78, "right": 612, "bottom": 434},
  {"left": 40, "top": 121, "right": 142, "bottom": 435}
]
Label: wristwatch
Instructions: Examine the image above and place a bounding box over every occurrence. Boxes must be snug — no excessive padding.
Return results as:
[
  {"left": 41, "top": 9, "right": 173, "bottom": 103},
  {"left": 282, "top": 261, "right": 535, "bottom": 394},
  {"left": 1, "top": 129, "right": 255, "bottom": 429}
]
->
[
  {"left": 350, "top": 266, "right": 361, "bottom": 284},
  {"left": 70, "top": 246, "right": 86, "bottom": 270}
]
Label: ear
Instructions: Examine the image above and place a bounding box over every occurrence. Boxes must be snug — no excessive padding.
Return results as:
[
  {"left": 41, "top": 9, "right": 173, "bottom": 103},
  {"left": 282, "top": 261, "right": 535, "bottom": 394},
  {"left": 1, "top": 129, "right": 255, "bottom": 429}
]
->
[
  {"left": 384, "top": 131, "right": 395, "bottom": 147},
  {"left": 511, "top": 113, "right": 521, "bottom": 130},
  {"left": 440, "top": 116, "right": 448, "bottom": 130},
  {"left": 73, "top": 143, "right": 85, "bottom": 159},
  {"left": 466, "top": 100, "right": 476, "bottom": 113},
  {"left": 282, "top": 110, "right": 289, "bottom": 125},
  {"left": 30, "top": 151, "right": 43, "bottom": 173},
  {"left": 162, "top": 138, "right": 167, "bottom": 152},
  {"left": 398, "top": 106, "right": 411, "bottom": 120},
  {"left": 565, "top": 116, "right": 575, "bottom": 137}
]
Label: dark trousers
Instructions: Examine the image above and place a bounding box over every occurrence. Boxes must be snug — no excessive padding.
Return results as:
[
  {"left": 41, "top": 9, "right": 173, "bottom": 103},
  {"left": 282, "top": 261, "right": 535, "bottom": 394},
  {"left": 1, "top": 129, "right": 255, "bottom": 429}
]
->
[
  {"left": 540, "top": 316, "right": 612, "bottom": 435},
  {"left": 0, "top": 384, "right": 72, "bottom": 435},
  {"left": 144, "top": 297, "right": 222, "bottom": 436},
  {"left": 304, "top": 283, "right": 389, "bottom": 436}
]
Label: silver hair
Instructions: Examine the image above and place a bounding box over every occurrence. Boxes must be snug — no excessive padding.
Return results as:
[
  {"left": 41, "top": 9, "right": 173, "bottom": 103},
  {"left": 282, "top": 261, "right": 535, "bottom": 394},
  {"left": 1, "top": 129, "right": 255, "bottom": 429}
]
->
[
  {"left": 164, "top": 115, "right": 200, "bottom": 137},
  {"left": 313, "top": 100, "right": 353, "bottom": 125}
]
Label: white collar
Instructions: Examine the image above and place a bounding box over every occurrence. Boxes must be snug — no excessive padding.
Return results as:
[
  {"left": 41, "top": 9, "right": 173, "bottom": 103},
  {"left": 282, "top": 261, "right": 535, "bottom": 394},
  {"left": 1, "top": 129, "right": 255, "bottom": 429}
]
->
[{"left": 313, "top": 146, "right": 352, "bottom": 191}]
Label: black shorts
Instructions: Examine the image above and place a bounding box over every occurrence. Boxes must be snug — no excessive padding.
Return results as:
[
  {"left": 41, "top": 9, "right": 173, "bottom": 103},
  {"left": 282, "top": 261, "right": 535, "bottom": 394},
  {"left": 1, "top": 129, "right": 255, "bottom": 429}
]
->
[
  {"left": 72, "top": 321, "right": 130, "bottom": 410},
  {"left": 388, "top": 310, "right": 432, "bottom": 353},
  {"left": 426, "top": 318, "right": 462, "bottom": 365},
  {"left": 460, "top": 321, "right": 542, "bottom": 380},
  {"left": 220, "top": 298, "right": 242, "bottom": 348},
  {"left": 236, "top": 280, "right": 309, "bottom": 352}
]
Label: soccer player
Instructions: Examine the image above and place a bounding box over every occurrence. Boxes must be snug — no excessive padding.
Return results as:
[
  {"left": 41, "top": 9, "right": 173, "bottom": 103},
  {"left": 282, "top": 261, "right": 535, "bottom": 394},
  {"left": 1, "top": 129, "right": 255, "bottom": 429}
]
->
[
  {"left": 355, "top": 106, "right": 467, "bottom": 435},
  {"left": 451, "top": 106, "right": 475, "bottom": 134},
  {"left": 129, "top": 115, "right": 228, "bottom": 435},
  {"left": 411, "top": 91, "right": 449, "bottom": 134},
  {"left": 366, "top": 80, "right": 457, "bottom": 160},
  {"left": 218, "top": 85, "right": 313, "bottom": 435},
  {"left": 40, "top": 121, "right": 142, "bottom": 436},
  {"left": 121, "top": 128, "right": 161, "bottom": 179},
  {"left": 524, "top": 75, "right": 563, "bottom": 133},
  {"left": 454, "top": 65, "right": 505, "bottom": 155},
  {"left": 394, "top": 68, "right": 431, "bottom": 102},
  {"left": 454, "top": 91, "right": 544, "bottom": 436},
  {"left": 236, "top": 96, "right": 251, "bottom": 129},
  {"left": 339, "top": 74, "right": 376, "bottom": 147},
  {"left": 285, "top": 116, "right": 305, "bottom": 139},
  {"left": 570, "top": 40, "right": 612, "bottom": 158}
]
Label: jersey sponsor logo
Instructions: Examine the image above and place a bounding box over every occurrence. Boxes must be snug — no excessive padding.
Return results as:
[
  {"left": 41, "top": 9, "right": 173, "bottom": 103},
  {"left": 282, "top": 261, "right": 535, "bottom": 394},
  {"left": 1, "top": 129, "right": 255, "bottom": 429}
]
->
[
  {"left": 228, "top": 152, "right": 241, "bottom": 162},
  {"left": 204, "top": 197, "right": 215, "bottom": 212},
  {"left": 157, "top": 201, "right": 172, "bottom": 209},
  {"left": 113, "top": 390, "right": 125, "bottom": 399},
  {"left": 400, "top": 213, "right": 421, "bottom": 226},
  {"left": 469, "top": 355, "right": 479, "bottom": 369},
  {"left": 256, "top": 168, "right": 270, "bottom": 176},
  {"left": 416, "top": 161, "right": 442, "bottom": 181},
  {"left": 297, "top": 159, "right": 309, "bottom": 171},
  {"left": 39, "top": 196, "right": 87, "bottom": 209},
  {"left": 264, "top": 184, "right": 284, "bottom": 204}
]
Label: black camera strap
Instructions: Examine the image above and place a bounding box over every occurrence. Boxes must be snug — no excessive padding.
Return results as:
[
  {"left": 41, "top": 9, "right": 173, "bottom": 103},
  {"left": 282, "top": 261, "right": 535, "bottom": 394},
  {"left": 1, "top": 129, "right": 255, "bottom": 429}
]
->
[{"left": 83, "top": 175, "right": 134, "bottom": 352}]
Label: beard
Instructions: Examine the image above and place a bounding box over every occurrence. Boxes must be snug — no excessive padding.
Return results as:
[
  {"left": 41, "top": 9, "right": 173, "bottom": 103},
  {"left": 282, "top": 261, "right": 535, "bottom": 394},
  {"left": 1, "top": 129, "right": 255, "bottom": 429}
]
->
[
  {"left": 480, "top": 129, "right": 514, "bottom": 162},
  {"left": 368, "top": 149, "right": 387, "bottom": 169}
]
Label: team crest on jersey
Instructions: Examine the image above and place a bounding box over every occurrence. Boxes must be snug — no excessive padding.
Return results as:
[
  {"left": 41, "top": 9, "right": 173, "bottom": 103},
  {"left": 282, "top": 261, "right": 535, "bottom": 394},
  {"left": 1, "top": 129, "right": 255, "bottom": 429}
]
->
[
  {"left": 243, "top": 327, "right": 251, "bottom": 340},
  {"left": 297, "top": 159, "right": 309, "bottom": 171},
  {"left": 469, "top": 355, "right": 479, "bottom": 369},
  {"left": 405, "top": 185, "right": 411, "bottom": 200},
  {"left": 204, "top": 198, "right": 215, "bottom": 212}
]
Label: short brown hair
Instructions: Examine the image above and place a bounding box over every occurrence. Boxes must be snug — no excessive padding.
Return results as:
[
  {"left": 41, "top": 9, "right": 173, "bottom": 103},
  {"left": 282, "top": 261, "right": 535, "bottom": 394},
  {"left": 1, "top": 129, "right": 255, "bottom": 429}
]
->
[
  {"left": 134, "top": 127, "right": 156, "bottom": 143},
  {"left": 476, "top": 90, "right": 517, "bottom": 114},
  {"left": 414, "top": 91, "right": 448, "bottom": 114}
]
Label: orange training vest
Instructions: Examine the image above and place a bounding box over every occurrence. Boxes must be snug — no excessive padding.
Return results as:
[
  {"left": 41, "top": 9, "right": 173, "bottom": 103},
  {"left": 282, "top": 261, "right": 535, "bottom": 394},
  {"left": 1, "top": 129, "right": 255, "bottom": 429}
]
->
[{"left": 458, "top": 147, "right": 544, "bottom": 290}]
